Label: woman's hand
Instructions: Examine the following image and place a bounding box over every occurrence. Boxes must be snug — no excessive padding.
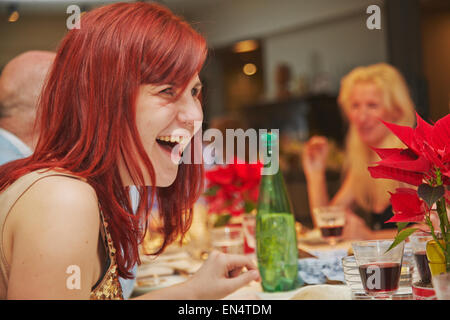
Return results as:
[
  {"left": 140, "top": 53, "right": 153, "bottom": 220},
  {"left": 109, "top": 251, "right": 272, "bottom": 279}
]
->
[
  {"left": 186, "top": 251, "right": 260, "bottom": 300},
  {"left": 302, "top": 136, "right": 330, "bottom": 178}
]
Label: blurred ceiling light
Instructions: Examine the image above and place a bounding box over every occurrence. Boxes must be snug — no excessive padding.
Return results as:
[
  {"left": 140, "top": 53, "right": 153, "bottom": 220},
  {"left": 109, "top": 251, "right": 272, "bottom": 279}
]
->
[
  {"left": 243, "top": 63, "right": 257, "bottom": 76},
  {"left": 233, "top": 40, "right": 259, "bottom": 53},
  {"left": 8, "top": 11, "right": 19, "bottom": 22},
  {"left": 8, "top": 5, "right": 19, "bottom": 22}
]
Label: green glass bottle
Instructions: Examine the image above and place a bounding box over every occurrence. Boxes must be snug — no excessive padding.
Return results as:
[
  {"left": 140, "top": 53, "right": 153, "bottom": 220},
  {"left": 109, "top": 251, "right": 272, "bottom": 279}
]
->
[{"left": 256, "top": 132, "right": 299, "bottom": 292}]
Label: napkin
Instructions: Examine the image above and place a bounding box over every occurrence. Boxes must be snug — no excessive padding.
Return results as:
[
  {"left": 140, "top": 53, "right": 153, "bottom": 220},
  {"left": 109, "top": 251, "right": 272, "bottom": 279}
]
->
[{"left": 297, "top": 249, "right": 347, "bottom": 285}]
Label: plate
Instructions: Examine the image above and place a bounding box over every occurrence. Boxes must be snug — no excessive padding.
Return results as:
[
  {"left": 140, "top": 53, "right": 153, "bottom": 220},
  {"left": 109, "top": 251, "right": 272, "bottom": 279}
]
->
[
  {"left": 137, "top": 264, "right": 174, "bottom": 278},
  {"left": 257, "top": 287, "right": 305, "bottom": 300},
  {"left": 133, "top": 275, "right": 187, "bottom": 296},
  {"left": 298, "top": 229, "right": 327, "bottom": 245},
  {"left": 257, "top": 285, "right": 351, "bottom": 300}
]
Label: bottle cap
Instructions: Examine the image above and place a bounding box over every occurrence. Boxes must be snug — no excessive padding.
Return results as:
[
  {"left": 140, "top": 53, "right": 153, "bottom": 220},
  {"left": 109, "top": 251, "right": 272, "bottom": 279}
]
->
[{"left": 260, "top": 131, "right": 278, "bottom": 147}]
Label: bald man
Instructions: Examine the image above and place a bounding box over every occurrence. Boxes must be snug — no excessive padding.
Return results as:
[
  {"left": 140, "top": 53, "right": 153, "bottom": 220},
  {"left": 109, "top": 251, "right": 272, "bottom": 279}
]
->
[{"left": 0, "top": 50, "right": 55, "bottom": 165}]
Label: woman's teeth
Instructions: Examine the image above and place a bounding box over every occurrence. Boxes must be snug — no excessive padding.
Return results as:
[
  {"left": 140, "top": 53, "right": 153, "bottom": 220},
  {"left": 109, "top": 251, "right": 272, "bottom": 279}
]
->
[{"left": 156, "top": 136, "right": 185, "bottom": 144}]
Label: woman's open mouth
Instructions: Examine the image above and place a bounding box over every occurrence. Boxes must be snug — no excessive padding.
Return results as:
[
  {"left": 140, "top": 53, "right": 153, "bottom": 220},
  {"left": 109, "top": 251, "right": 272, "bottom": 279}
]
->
[{"left": 156, "top": 135, "right": 187, "bottom": 158}]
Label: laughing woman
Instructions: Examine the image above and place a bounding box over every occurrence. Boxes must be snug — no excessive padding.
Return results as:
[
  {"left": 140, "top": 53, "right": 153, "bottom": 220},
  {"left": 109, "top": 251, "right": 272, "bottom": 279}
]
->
[
  {"left": 302, "top": 63, "right": 416, "bottom": 240},
  {"left": 0, "top": 3, "right": 259, "bottom": 300}
]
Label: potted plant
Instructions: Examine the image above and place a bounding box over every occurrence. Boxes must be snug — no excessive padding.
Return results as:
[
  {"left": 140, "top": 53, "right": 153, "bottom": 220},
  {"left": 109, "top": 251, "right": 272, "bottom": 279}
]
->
[
  {"left": 368, "top": 113, "right": 449, "bottom": 295},
  {"left": 204, "top": 160, "right": 263, "bottom": 253}
]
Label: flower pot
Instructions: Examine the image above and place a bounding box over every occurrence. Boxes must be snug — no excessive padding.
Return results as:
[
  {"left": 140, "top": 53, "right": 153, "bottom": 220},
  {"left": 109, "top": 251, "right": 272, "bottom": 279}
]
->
[
  {"left": 426, "top": 240, "right": 446, "bottom": 276},
  {"left": 412, "top": 281, "right": 436, "bottom": 300}
]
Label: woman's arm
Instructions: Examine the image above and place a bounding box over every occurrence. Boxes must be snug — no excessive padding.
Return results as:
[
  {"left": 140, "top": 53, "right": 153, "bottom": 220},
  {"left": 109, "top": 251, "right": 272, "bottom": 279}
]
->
[
  {"left": 329, "top": 174, "right": 355, "bottom": 208},
  {"left": 6, "top": 177, "right": 101, "bottom": 299},
  {"left": 302, "top": 137, "right": 357, "bottom": 227},
  {"left": 5, "top": 177, "right": 260, "bottom": 300},
  {"left": 302, "top": 136, "right": 331, "bottom": 214}
]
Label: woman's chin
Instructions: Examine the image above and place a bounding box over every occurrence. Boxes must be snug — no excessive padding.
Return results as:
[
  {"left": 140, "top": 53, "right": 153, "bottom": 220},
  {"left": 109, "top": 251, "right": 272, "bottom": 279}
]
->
[
  {"left": 362, "top": 136, "right": 387, "bottom": 147},
  {"left": 155, "top": 169, "right": 179, "bottom": 187}
]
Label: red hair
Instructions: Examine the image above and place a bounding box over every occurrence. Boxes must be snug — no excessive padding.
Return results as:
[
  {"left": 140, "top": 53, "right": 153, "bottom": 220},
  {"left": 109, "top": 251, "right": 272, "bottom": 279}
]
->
[{"left": 0, "top": 2, "right": 207, "bottom": 278}]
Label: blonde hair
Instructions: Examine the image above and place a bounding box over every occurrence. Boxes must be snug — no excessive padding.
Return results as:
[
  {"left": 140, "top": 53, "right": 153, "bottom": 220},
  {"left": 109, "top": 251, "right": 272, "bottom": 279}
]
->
[{"left": 338, "top": 63, "right": 416, "bottom": 212}]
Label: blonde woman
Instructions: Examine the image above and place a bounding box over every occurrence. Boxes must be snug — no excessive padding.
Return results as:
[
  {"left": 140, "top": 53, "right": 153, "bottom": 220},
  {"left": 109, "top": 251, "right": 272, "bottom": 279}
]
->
[{"left": 302, "top": 63, "right": 416, "bottom": 240}]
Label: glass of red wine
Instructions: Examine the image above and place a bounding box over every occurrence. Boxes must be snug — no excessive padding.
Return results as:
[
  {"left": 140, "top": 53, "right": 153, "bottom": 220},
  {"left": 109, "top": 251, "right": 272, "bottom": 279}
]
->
[
  {"left": 313, "top": 206, "right": 346, "bottom": 246},
  {"left": 410, "top": 232, "right": 433, "bottom": 284},
  {"left": 410, "top": 232, "right": 437, "bottom": 299},
  {"left": 352, "top": 240, "right": 405, "bottom": 299}
]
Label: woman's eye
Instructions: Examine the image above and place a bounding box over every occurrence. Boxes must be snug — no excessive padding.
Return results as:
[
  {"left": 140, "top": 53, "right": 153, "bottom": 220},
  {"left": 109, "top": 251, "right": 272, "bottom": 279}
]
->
[
  {"left": 191, "top": 87, "right": 201, "bottom": 98},
  {"left": 160, "top": 87, "right": 175, "bottom": 96}
]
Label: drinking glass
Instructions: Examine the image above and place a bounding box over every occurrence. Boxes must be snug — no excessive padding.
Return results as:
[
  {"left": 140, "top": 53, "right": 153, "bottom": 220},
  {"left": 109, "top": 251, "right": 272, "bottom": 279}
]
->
[
  {"left": 242, "top": 213, "right": 256, "bottom": 254},
  {"left": 210, "top": 225, "right": 244, "bottom": 254},
  {"left": 410, "top": 232, "right": 433, "bottom": 284},
  {"left": 352, "top": 240, "right": 405, "bottom": 299},
  {"left": 432, "top": 273, "right": 450, "bottom": 299},
  {"left": 313, "top": 206, "right": 346, "bottom": 246},
  {"left": 342, "top": 255, "right": 372, "bottom": 300}
]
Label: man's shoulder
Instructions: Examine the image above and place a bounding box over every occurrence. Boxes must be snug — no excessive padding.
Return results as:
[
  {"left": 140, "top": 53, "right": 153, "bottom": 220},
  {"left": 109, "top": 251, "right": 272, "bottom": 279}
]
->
[{"left": 0, "top": 131, "right": 28, "bottom": 165}]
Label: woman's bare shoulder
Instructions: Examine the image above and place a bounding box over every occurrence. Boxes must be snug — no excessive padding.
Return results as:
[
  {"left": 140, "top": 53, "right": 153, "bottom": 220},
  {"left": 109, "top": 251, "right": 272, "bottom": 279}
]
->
[
  {"left": 11, "top": 174, "right": 100, "bottom": 226},
  {"left": 5, "top": 175, "right": 101, "bottom": 299}
]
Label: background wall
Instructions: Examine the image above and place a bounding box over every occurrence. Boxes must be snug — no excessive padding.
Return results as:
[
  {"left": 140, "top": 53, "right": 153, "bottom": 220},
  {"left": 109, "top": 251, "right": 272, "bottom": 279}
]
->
[
  {"left": 2, "top": 0, "right": 444, "bottom": 121},
  {"left": 0, "top": 13, "right": 67, "bottom": 67},
  {"left": 193, "top": 0, "right": 388, "bottom": 115},
  {"left": 421, "top": 10, "right": 450, "bottom": 120},
  {"left": 263, "top": 10, "right": 388, "bottom": 99},
  {"left": 187, "top": 0, "right": 384, "bottom": 48}
]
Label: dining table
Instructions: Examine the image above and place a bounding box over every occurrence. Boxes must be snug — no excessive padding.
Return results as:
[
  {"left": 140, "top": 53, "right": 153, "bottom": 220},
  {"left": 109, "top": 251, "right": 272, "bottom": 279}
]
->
[{"left": 131, "top": 226, "right": 414, "bottom": 300}]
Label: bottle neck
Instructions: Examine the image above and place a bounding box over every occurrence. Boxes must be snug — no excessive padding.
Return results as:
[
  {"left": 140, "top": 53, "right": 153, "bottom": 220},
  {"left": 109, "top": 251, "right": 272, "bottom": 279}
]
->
[{"left": 260, "top": 140, "right": 279, "bottom": 176}]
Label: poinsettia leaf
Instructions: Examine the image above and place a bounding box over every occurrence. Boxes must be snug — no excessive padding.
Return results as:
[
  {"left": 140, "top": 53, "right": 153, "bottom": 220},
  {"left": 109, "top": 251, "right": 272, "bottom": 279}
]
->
[
  {"left": 244, "top": 200, "right": 256, "bottom": 213},
  {"left": 431, "top": 114, "right": 450, "bottom": 152},
  {"left": 381, "top": 120, "right": 418, "bottom": 153},
  {"left": 389, "top": 188, "right": 425, "bottom": 218},
  {"left": 387, "top": 228, "right": 418, "bottom": 252},
  {"left": 368, "top": 165, "right": 423, "bottom": 186},
  {"left": 414, "top": 112, "right": 434, "bottom": 144},
  {"left": 397, "top": 222, "right": 409, "bottom": 232},
  {"left": 375, "top": 153, "right": 431, "bottom": 173},
  {"left": 418, "top": 184, "right": 445, "bottom": 207},
  {"left": 214, "top": 214, "right": 231, "bottom": 227},
  {"left": 204, "top": 185, "right": 220, "bottom": 197},
  {"left": 386, "top": 213, "right": 425, "bottom": 223}
]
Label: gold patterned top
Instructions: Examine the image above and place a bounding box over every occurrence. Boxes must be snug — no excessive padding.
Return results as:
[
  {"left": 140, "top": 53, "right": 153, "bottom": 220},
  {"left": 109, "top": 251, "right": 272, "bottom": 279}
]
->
[{"left": 90, "top": 209, "right": 124, "bottom": 300}]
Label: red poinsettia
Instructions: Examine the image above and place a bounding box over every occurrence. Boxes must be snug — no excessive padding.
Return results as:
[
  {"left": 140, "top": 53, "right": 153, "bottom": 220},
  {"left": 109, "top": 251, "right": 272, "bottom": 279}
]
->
[
  {"left": 204, "top": 159, "right": 263, "bottom": 221},
  {"left": 368, "top": 113, "right": 450, "bottom": 270}
]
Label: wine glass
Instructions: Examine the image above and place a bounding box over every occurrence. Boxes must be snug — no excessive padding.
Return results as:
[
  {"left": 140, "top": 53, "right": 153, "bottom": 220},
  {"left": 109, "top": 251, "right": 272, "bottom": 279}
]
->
[
  {"left": 242, "top": 213, "right": 256, "bottom": 254},
  {"left": 410, "top": 232, "right": 433, "bottom": 284},
  {"left": 352, "top": 240, "right": 405, "bottom": 299},
  {"left": 210, "top": 225, "right": 244, "bottom": 254},
  {"left": 313, "top": 206, "right": 346, "bottom": 246},
  {"left": 410, "top": 232, "right": 436, "bottom": 299}
]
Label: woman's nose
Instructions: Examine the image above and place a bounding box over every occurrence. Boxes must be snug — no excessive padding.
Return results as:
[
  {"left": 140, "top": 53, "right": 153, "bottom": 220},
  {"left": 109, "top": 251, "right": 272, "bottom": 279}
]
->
[
  {"left": 176, "top": 94, "right": 203, "bottom": 127},
  {"left": 355, "top": 106, "right": 369, "bottom": 124}
]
